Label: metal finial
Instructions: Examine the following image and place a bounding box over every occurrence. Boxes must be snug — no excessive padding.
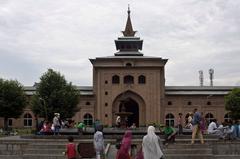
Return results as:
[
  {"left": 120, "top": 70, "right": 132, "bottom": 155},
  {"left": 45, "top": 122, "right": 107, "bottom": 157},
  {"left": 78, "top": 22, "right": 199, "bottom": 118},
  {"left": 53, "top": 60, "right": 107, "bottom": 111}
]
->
[{"left": 128, "top": 4, "right": 130, "bottom": 14}]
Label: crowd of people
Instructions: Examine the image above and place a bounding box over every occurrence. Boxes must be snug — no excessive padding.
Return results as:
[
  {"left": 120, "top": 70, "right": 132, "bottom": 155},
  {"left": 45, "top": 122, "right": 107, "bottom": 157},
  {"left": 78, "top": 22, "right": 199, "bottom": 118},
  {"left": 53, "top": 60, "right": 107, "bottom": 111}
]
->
[{"left": 38, "top": 113, "right": 86, "bottom": 135}]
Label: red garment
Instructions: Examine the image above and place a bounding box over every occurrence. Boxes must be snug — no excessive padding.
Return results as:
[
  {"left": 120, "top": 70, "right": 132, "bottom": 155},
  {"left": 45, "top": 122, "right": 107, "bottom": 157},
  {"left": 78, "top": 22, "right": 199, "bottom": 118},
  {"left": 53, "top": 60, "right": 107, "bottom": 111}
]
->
[
  {"left": 66, "top": 143, "right": 76, "bottom": 159},
  {"left": 116, "top": 130, "right": 132, "bottom": 159}
]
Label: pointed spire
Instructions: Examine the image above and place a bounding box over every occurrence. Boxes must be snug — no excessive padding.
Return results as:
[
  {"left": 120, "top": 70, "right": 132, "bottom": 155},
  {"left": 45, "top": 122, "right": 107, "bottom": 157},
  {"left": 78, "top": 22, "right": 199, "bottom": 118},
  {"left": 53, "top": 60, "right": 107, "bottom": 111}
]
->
[{"left": 122, "top": 5, "right": 136, "bottom": 37}]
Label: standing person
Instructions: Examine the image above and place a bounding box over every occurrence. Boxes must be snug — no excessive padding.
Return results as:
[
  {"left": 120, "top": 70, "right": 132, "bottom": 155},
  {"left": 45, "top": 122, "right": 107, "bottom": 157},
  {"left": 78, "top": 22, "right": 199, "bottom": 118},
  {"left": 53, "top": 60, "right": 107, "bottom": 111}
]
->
[
  {"left": 191, "top": 108, "right": 204, "bottom": 144},
  {"left": 94, "top": 125, "right": 105, "bottom": 159},
  {"left": 142, "top": 126, "right": 164, "bottom": 159},
  {"left": 177, "top": 113, "right": 183, "bottom": 135},
  {"left": 53, "top": 113, "right": 61, "bottom": 135},
  {"left": 116, "top": 130, "right": 132, "bottom": 159},
  {"left": 65, "top": 136, "right": 77, "bottom": 159},
  {"left": 94, "top": 119, "right": 101, "bottom": 133}
]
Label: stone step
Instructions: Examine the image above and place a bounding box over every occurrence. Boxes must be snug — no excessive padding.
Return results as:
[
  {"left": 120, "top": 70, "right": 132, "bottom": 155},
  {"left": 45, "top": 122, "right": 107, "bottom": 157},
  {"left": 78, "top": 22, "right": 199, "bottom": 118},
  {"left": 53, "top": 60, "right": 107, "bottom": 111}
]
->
[
  {"left": 0, "top": 155, "right": 22, "bottom": 159},
  {"left": 26, "top": 144, "right": 66, "bottom": 149},
  {"left": 165, "top": 143, "right": 211, "bottom": 149},
  {"left": 164, "top": 148, "right": 212, "bottom": 154},
  {"left": 214, "top": 155, "right": 240, "bottom": 159},
  {"left": 23, "top": 154, "right": 65, "bottom": 159},
  {"left": 165, "top": 154, "right": 213, "bottom": 159},
  {"left": 23, "top": 149, "right": 65, "bottom": 154}
]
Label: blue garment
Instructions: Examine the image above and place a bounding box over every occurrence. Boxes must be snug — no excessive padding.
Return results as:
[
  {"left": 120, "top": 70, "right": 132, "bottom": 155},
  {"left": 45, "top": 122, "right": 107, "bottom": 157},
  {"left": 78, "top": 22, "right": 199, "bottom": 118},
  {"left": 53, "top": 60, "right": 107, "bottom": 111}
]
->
[
  {"left": 233, "top": 124, "right": 239, "bottom": 138},
  {"left": 192, "top": 112, "right": 201, "bottom": 125}
]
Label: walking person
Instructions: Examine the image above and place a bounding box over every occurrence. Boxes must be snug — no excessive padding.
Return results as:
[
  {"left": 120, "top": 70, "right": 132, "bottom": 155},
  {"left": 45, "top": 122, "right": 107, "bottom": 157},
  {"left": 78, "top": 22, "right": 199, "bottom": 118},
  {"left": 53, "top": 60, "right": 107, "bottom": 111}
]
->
[
  {"left": 191, "top": 108, "right": 204, "bottom": 144},
  {"left": 142, "top": 126, "right": 164, "bottom": 159},
  {"left": 65, "top": 136, "right": 77, "bottom": 159},
  {"left": 116, "top": 130, "right": 132, "bottom": 159},
  {"left": 94, "top": 125, "right": 105, "bottom": 159}
]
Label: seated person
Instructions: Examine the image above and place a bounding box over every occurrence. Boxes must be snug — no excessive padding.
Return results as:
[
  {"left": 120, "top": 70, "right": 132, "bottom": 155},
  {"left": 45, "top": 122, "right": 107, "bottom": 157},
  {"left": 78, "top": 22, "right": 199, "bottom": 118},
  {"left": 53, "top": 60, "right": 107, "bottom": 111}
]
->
[
  {"left": 130, "top": 123, "right": 136, "bottom": 129},
  {"left": 162, "top": 124, "right": 176, "bottom": 145},
  {"left": 208, "top": 119, "right": 225, "bottom": 138}
]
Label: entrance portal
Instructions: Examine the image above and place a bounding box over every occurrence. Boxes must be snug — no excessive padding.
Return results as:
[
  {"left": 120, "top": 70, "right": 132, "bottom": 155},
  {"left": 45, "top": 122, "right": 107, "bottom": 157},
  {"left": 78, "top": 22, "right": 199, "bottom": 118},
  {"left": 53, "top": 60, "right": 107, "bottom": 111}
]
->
[{"left": 119, "top": 98, "right": 139, "bottom": 127}]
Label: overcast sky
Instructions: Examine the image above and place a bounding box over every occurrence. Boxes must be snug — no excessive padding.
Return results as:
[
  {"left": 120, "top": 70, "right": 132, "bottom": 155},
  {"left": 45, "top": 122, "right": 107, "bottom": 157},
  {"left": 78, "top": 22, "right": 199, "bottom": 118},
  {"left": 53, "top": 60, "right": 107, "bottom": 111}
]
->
[{"left": 0, "top": 0, "right": 240, "bottom": 86}]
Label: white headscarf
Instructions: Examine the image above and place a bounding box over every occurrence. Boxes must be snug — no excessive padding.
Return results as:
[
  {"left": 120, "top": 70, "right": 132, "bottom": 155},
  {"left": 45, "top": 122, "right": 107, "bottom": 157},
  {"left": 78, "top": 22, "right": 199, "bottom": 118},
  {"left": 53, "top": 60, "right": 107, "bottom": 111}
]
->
[{"left": 142, "top": 126, "right": 163, "bottom": 159}]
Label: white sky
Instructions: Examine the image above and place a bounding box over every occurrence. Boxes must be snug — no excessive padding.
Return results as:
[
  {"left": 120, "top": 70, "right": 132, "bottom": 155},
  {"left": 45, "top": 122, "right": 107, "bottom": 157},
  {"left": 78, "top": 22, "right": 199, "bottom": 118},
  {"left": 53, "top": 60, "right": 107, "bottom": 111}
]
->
[{"left": 0, "top": 0, "right": 240, "bottom": 86}]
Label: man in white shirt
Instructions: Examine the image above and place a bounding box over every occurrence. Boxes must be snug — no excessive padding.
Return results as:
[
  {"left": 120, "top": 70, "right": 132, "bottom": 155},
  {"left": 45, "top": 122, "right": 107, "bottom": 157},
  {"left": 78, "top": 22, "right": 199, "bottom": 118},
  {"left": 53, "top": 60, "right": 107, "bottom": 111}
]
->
[{"left": 208, "top": 119, "right": 224, "bottom": 138}]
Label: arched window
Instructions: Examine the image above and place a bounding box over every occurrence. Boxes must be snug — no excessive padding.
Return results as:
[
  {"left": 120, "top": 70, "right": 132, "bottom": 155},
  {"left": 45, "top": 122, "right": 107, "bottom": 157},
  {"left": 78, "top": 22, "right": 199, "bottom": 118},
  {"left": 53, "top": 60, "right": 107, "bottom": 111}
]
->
[
  {"left": 167, "top": 101, "right": 172, "bottom": 105},
  {"left": 207, "top": 101, "right": 211, "bottom": 105},
  {"left": 224, "top": 113, "right": 231, "bottom": 123},
  {"left": 205, "top": 113, "right": 214, "bottom": 125},
  {"left": 83, "top": 113, "right": 93, "bottom": 126},
  {"left": 86, "top": 102, "right": 90, "bottom": 105},
  {"left": 187, "top": 101, "right": 192, "bottom": 105},
  {"left": 124, "top": 75, "right": 134, "bottom": 84},
  {"left": 138, "top": 75, "right": 146, "bottom": 84},
  {"left": 126, "top": 63, "right": 132, "bottom": 67},
  {"left": 24, "top": 113, "right": 32, "bottom": 127},
  {"left": 165, "top": 113, "right": 175, "bottom": 126},
  {"left": 112, "top": 75, "right": 120, "bottom": 84}
]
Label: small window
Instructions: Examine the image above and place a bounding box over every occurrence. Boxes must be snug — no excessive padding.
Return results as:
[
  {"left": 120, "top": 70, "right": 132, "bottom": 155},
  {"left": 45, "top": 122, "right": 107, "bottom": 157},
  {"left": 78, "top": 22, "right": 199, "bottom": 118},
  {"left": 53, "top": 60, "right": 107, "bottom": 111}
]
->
[
  {"left": 126, "top": 63, "right": 132, "bottom": 67},
  {"left": 86, "top": 102, "right": 90, "bottom": 105},
  {"left": 165, "top": 113, "right": 175, "bottom": 126},
  {"left": 138, "top": 75, "right": 146, "bottom": 84},
  {"left": 24, "top": 113, "right": 32, "bottom": 127},
  {"left": 124, "top": 75, "right": 134, "bottom": 84},
  {"left": 105, "top": 80, "right": 108, "bottom": 84},
  {"left": 83, "top": 113, "right": 93, "bottom": 126},
  {"left": 112, "top": 75, "right": 120, "bottom": 84},
  {"left": 8, "top": 119, "right": 13, "bottom": 127},
  {"left": 105, "top": 103, "right": 108, "bottom": 106},
  {"left": 105, "top": 114, "right": 108, "bottom": 117},
  {"left": 207, "top": 101, "right": 211, "bottom": 105},
  {"left": 187, "top": 101, "right": 192, "bottom": 105},
  {"left": 168, "top": 101, "right": 172, "bottom": 105},
  {"left": 105, "top": 91, "right": 108, "bottom": 95}
]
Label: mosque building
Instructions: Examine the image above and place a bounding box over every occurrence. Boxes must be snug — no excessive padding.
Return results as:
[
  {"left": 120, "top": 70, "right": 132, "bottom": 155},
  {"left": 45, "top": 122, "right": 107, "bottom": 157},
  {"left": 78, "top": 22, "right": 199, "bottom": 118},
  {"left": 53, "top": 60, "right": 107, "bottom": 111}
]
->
[{"left": 1, "top": 8, "right": 238, "bottom": 129}]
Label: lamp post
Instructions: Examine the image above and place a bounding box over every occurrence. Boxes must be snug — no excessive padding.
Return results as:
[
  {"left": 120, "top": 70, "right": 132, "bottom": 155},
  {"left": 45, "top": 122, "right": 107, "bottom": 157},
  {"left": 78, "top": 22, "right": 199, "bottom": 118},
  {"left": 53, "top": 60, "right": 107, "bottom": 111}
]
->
[{"left": 39, "top": 98, "right": 48, "bottom": 120}]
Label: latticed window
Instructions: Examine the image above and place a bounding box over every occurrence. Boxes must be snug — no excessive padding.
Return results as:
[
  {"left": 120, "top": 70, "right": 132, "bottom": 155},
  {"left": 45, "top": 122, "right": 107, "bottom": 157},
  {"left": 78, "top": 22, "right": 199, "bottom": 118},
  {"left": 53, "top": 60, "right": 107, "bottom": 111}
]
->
[
  {"left": 83, "top": 113, "right": 93, "bottom": 126},
  {"left": 124, "top": 75, "right": 134, "bottom": 84},
  {"left": 205, "top": 113, "right": 214, "bottom": 125},
  {"left": 224, "top": 113, "right": 231, "bottom": 123},
  {"left": 138, "top": 75, "right": 146, "bottom": 84},
  {"left": 24, "top": 113, "right": 32, "bottom": 127},
  {"left": 112, "top": 75, "right": 120, "bottom": 84},
  {"left": 165, "top": 113, "right": 175, "bottom": 126}
]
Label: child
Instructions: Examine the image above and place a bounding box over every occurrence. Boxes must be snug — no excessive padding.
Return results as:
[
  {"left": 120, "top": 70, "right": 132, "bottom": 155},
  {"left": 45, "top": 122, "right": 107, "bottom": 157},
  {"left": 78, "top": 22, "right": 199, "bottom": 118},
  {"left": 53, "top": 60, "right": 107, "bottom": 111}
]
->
[{"left": 65, "top": 136, "right": 77, "bottom": 159}]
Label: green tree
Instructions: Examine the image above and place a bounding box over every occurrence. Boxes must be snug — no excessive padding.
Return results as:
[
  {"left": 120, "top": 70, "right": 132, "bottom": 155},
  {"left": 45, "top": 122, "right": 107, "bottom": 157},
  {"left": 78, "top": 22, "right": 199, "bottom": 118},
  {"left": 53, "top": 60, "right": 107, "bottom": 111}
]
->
[
  {"left": 225, "top": 88, "right": 240, "bottom": 120},
  {"left": 0, "top": 79, "right": 27, "bottom": 130},
  {"left": 31, "top": 69, "right": 79, "bottom": 121}
]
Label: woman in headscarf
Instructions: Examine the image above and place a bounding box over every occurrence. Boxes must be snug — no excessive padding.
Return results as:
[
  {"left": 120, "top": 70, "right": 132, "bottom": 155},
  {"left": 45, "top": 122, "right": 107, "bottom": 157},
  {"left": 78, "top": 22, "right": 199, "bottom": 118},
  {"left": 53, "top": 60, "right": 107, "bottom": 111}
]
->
[
  {"left": 142, "top": 126, "right": 164, "bottom": 159},
  {"left": 116, "top": 130, "right": 132, "bottom": 159},
  {"left": 93, "top": 125, "right": 105, "bottom": 159}
]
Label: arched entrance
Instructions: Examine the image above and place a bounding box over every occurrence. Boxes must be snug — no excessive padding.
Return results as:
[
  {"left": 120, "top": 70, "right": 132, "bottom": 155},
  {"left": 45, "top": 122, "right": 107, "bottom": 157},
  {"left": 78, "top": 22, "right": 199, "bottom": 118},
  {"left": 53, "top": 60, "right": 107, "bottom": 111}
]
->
[
  {"left": 119, "top": 98, "right": 139, "bottom": 127},
  {"left": 112, "top": 90, "right": 146, "bottom": 127}
]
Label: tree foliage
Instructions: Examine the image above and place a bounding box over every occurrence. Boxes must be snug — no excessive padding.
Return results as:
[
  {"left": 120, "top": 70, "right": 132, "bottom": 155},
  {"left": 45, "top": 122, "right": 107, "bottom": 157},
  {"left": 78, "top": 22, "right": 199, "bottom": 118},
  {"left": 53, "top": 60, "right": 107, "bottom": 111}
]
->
[
  {"left": 225, "top": 88, "right": 240, "bottom": 120},
  {"left": 0, "top": 79, "right": 27, "bottom": 130},
  {"left": 31, "top": 69, "right": 80, "bottom": 120}
]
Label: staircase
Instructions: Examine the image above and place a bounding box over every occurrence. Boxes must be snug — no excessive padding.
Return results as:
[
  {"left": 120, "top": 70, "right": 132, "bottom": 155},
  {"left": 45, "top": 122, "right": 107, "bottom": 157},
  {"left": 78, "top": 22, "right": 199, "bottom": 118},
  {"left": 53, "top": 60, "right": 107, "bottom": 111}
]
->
[{"left": 1, "top": 136, "right": 240, "bottom": 159}]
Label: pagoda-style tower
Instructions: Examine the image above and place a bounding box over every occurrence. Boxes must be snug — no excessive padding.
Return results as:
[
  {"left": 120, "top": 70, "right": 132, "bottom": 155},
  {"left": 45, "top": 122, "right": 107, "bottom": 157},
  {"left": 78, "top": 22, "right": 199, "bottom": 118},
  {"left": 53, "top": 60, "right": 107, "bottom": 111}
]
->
[{"left": 114, "top": 6, "right": 143, "bottom": 56}]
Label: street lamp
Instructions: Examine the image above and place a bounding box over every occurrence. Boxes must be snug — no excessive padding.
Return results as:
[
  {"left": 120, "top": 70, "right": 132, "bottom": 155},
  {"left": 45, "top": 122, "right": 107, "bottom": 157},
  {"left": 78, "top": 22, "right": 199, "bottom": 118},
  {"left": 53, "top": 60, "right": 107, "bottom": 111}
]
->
[{"left": 39, "top": 98, "right": 48, "bottom": 120}]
